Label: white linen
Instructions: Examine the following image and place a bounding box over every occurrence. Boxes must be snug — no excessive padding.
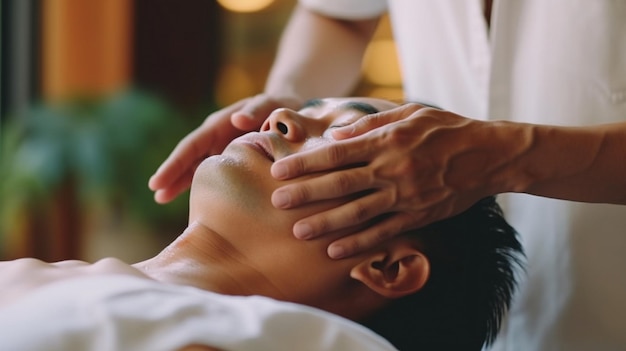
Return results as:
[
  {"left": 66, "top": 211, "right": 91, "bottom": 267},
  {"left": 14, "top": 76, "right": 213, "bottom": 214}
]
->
[
  {"left": 300, "top": 1, "right": 626, "bottom": 350},
  {"left": 0, "top": 274, "right": 397, "bottom": 351}
]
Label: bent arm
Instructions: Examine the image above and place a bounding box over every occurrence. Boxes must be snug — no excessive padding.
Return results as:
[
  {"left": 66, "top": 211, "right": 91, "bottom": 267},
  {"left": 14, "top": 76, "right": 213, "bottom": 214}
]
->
[
  {"left": 504, "top": 121, "right": 626, "bottom": 204},
  {"left": 265, "top": 4, "right": 379, "bottom": 100}
]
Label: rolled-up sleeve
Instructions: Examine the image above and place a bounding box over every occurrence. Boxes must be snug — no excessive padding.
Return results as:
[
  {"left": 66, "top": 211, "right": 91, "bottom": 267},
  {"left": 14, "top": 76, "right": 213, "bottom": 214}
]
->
[{"left": 299, "top": 0, "right": 387, "bottom": 20}]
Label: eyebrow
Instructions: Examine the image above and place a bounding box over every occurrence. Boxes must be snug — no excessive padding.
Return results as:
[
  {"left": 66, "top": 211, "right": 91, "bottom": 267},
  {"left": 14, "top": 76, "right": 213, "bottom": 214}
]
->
[
  {"left": 302, "top": 98, "right": 324, "bottom": 108},
  {"left": 301, "top": 99, "right": 379, "bottom": 114},
  {"left": 340, "top": 101, "right": 379, "bottom": 114}
]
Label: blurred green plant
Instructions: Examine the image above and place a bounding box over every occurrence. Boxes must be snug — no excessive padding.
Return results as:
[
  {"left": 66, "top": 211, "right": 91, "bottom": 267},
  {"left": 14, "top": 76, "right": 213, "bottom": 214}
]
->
[{"left": 0, "top": 89, "right": 195, "bottom": 253}]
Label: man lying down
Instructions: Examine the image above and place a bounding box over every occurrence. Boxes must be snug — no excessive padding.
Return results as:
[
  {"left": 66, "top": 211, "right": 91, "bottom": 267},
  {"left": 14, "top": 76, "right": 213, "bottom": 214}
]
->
[{"left": 0, "top": 97, "right": 524, "bottom": 351}]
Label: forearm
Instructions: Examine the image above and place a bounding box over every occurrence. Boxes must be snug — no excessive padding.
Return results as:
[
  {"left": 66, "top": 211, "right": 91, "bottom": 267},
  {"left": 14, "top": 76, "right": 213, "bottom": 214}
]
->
[
  {"left": 497, "top": 121, "right": 626, "bottom": 204},
  {"left": 264, "top": 5, "right": 379, "bottom": 101}
]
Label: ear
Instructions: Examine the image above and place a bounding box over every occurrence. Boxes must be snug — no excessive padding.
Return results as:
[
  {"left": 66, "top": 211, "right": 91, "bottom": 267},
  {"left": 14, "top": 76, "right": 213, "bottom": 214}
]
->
[{"left": 350, "top": 242, "right": 430, "bottom": 299}]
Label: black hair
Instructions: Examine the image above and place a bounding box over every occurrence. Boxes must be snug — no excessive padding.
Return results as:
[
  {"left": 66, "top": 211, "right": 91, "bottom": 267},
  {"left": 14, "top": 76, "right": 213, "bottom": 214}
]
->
[{"left": 361, "top": 196, "right": 524, "bottom": 351}]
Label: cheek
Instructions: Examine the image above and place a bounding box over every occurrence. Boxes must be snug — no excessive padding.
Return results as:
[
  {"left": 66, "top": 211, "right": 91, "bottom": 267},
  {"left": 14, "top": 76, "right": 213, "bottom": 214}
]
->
[{"left": 302, "top": 137, "right": 334, "bottom": 150}]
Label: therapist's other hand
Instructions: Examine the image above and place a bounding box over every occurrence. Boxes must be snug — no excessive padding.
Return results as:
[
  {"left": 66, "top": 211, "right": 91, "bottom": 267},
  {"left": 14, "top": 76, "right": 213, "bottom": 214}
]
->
[
  {"left": 149, "top": 95, "right": 302, "bottom": 203},
  {"left": 271, "top": 103, "right": 515, "bottom": 258}
]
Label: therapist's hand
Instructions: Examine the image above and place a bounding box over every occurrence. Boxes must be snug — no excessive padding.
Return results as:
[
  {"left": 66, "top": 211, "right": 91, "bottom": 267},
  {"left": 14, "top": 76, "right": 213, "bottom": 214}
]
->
[
  {"left": 271, "top": 103, "right": 517, "bottom": 258},
  {"left": 149, "top": 94, "right": 302, "bottom": 203}
]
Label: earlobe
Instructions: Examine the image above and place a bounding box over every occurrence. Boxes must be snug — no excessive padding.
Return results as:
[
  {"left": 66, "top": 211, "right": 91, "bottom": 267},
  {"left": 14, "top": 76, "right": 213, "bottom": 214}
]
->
[{"left": 350, "top": 244, "right": 430, "bottom": 299}]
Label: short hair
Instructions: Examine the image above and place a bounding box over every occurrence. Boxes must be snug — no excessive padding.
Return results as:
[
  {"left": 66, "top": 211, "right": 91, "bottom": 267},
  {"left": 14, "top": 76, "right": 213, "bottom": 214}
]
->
[{"left": 361, "top": 196, "right": 524, "bottom": 350}]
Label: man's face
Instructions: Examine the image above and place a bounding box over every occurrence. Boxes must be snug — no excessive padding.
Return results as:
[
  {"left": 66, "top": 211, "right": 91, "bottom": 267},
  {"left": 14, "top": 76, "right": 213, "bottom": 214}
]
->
[{"left": 188, "top": 97, "right": 399, "bottom": 308}]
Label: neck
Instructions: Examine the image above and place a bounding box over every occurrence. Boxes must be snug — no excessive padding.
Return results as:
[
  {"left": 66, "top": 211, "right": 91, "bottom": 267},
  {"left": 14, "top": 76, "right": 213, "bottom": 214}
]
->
[
  {"left": 133, "top": 221, "right": 287, "bottom": 299},
  {"left": 133, "top": 222, "right": 387, "bottom": 322}
]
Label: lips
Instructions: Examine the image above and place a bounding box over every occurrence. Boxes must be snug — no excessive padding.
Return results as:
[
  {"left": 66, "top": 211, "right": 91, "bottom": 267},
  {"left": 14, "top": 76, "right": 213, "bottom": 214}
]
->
[{"left": 236, "top": 133, "right": 276, "bottom": 162}]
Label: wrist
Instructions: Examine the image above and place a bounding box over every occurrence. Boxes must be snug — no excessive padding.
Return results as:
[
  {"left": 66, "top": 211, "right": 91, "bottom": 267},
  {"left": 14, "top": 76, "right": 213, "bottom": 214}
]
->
[
  {"left": 512, "top": 123, "right": 622, "bottom": 202},
  {"left": 493, "top": 122, "right": 604, "bottom": 197},
  {"left": 472, "top": 120, "right": 538, "bottom": 197}
]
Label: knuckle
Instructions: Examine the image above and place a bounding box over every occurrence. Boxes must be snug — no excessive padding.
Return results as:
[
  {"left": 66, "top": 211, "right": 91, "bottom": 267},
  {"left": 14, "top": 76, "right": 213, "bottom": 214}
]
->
[
  {"left": 395, "top": 157, "right": 418, "bottom": 175},
  {"left": 360, "top": 114, "right": 381, "bottom": 127},
  {"left": 314, "top": 216, "right": 332, "bottom": 234},
  {"left": 381, "top": 188, "right": 399, "bottom": 209},
  {"left": 374, "top": 158, "right": 414, "bottom": 187},
  {"left": 292, "top": 184, "right": 312, "bottom": 203},
  {"left": 292, "top": 157, "right": 308, "bottom": 175},
  {"left": 374, "top": 227, "right": 394, "bottom": 243},
  {"left": 406, "top": 102, "right": 423, "bottom": 110},
  {"left": 350, "top": 202, "right": 371, "bottom": 223},
  {"left": 326, "top": 144, "right": 346, "bottom": 166},
  {"left": 400, "top": 182, "right": 421, "bottom": 201},
  {"left": 334, "top": 172, "right": 354, "bottom": 194},
  {"left": 343, "top": 240, "right": 363, "bottom": 256},
  {"left": 379, "top": 127, "right": 410, "bottom": 150},
  {"left": 415, "top": 106, "right": 439, "bottom": 115}
]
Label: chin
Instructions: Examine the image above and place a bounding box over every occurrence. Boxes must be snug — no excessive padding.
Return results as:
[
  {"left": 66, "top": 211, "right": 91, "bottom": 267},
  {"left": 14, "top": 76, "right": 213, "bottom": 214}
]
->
[{"left": 190, "top": 152, "right": 277, "bottom": 220}]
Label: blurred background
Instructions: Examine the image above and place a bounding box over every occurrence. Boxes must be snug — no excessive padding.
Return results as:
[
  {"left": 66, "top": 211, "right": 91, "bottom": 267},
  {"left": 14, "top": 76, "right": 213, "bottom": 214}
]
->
[{"left": 0, "top": 0, "right": 402, "bottom": 263}]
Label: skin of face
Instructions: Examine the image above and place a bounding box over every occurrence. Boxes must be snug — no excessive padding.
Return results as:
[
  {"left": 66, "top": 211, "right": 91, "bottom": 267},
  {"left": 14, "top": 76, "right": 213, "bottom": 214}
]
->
[
  {"left": 1, "top": 98, "right": 423, "bottom": 322},
  {"left": 185, "top": 97, "right": 402, "bottom": 316}
]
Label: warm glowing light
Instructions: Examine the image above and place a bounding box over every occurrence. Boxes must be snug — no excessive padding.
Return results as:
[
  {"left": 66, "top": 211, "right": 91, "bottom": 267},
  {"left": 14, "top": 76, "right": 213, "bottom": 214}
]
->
[
  {"left": 217, "top": 0, "right": 274, "bottom": 13},
  {"left": 362, "top": 39, "right": 402, "bottom": 86},
  {"left": 215, "top": 64, "right": 257, "bottom": 107},
  {"left": 367, "top": 87, "right": 405, "bottom": 101}
]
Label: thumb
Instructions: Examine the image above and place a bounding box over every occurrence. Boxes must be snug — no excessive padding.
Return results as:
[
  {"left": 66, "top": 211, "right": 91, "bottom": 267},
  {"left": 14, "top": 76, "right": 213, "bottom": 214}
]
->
[{"left": 231, "top": 99, "right": 275, "bottom": 131}]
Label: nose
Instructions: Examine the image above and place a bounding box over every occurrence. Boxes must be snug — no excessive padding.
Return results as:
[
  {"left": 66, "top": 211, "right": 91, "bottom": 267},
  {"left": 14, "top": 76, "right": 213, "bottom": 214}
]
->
[{"left": 260, "top": 108, "right": 306, "bottom": 141}]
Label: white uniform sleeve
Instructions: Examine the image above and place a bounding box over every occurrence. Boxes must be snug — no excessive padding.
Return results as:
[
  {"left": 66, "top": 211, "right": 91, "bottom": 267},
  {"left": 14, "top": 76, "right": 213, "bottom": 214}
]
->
[{"left": 299, "top": 0, "right": 387, "bottom": 20}]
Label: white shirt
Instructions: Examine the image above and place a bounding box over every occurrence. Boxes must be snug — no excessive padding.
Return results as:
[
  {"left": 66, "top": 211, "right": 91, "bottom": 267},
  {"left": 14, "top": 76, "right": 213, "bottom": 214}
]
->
[
  {"left": 301, "top": 1, "right": 626, "bottom": 350},
  {"left": 0, "top": 275, "right": 397, "bottom": 351}
]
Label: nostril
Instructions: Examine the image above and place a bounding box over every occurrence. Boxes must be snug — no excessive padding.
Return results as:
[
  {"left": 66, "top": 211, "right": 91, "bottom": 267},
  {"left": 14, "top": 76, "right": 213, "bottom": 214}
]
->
[
  {"left": 260, "top": 119, "right": 271, "bottom": 132},
  {"left": 277, "top": 122, "right": 288, "bottom": 134}
]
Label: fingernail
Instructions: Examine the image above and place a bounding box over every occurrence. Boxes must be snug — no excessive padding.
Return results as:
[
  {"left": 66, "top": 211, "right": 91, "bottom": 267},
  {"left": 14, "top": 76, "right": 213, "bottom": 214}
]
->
[
  {"left": 328, "top": 245, "right": 346, "bottom": 259},
  {"left": 294, "top": 223, "right": 313, "bottom": 239},
  {"left": 272, "top": 163, "right": 288, "bottom": 179},
  {"left": 272, "top": 190, "right": 291, "bottom": 208}
]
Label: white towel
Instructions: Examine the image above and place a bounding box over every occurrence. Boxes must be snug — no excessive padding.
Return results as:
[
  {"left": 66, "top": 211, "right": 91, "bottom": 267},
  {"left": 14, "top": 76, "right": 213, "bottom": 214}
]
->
[{"left": 0, "top": 274, "right": 397, "bottom": 351}]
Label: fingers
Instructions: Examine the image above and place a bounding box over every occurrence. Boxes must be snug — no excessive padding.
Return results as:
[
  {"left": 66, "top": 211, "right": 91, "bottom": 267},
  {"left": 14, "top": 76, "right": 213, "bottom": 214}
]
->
[
  {"left": 230, "top": 96, "right": 276, "bottom": 131},
  {"left": 153, "top": 168, "right": 195, "bottom": 203},
  {"left": 148, "top": 134, "right": 197, "bottom": 189},
  {"left": 272, "top": 167, "right": 373, "bottom": 209},
  {"left": 271, "top": 137, "right": 371, "bottom": 180},
  {"left": 332, "top": 103, "right": 425, "bottom": 140},
  {"left": 332, "top": 111, "right": 396, "bottom": 139},
  {"left": 291, "top": 190, "right": 394, "bottom": 240},
  {"left": 148, "top": 127, "right": 212, "bottom": 192},
  {"left": 150, "top": 102, "right": 249, "bottom": 202},
  {"left": 327, "top": 212, "right": 418, "bottom": 259},
  {"left": 150, "top": 94, "right": 304, "bottom": 203}
]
